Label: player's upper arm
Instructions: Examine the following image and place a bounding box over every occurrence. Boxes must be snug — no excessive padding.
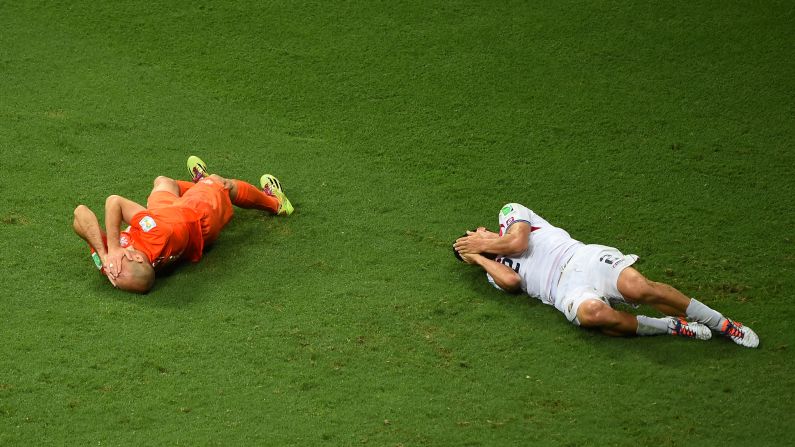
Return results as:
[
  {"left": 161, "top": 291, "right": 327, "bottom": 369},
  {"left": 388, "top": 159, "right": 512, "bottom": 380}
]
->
[
  {"left": 501, "top": 222, "right": 530, "bottom": 256},
  {"left": 106, "top": 195, "right": 146, "bottom": 224}
]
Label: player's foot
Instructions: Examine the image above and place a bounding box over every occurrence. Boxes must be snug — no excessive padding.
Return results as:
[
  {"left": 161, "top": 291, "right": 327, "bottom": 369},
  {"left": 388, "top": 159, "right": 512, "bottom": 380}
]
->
[
  {"left": 667, "top": 317, "right": 712, "bottom": 340},
  {"left": 260, "top": 174, "right": 294, "bottom": 216},
  {"left": 719, "top": 318, "right": 759, "bottom": 348},
  {"left": 187, "top": 156, "right": 209, "bottom": 183}
]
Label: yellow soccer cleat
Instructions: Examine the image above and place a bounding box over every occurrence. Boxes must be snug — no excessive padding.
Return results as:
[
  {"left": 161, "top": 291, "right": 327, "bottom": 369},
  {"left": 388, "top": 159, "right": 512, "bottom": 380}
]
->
[
  {"left": 260, "top": 174, "right": 294, "bottom": 216},
  {"left": 187, "top": 155, "right": 209, "bottom": 183}
]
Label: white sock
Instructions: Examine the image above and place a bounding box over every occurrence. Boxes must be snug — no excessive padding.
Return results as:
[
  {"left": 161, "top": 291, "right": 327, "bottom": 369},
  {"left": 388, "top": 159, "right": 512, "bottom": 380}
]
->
[
  {"left": 686, "top": 298, "right": 725, "bottom": 330},
  {"left": 636, "top": 315, "right": 671, "bottom": 336}
]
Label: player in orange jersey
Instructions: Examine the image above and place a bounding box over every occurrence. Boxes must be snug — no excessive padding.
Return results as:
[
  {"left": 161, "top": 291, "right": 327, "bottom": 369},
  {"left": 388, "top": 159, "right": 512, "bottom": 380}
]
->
[{"left": 72, "top": 156, "right": 293, "bottom": 293}]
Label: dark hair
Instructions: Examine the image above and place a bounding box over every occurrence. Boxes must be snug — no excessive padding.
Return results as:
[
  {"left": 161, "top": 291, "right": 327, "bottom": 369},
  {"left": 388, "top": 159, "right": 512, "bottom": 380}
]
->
[{"left": 453, "top": 231, "right": 497, "bottom": 262}]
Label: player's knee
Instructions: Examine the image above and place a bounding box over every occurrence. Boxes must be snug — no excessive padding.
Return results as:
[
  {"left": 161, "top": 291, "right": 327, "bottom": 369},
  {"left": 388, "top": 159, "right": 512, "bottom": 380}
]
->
[
  {"left": 576, "top": 299, "right": 613, "bottom": 328},
  {"left": 153, "top": 176, "right": 174, "bottom": 187},
  {"left": 617, "top": 268, "right": 653, "bottom": 302}
]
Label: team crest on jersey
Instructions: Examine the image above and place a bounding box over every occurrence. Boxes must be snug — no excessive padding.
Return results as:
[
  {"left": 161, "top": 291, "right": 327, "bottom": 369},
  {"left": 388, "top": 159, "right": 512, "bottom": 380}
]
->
[
  {"left": 139, "top": 216, "right": 157, "bottom": 232},
  {"left": 501, "top": 205, "right": 513, "bottom": 216}
]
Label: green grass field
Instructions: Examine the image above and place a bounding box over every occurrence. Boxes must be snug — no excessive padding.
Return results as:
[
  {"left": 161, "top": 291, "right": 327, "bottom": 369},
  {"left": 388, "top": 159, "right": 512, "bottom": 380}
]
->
[{"left": 1, "top": 1, "right": 793, "bottom": 445}]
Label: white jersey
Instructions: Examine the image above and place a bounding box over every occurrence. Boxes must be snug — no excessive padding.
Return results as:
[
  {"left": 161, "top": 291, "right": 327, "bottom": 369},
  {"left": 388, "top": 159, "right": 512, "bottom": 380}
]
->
[{"left": 487, "top": 203, "right": 582, "bottom": 305}]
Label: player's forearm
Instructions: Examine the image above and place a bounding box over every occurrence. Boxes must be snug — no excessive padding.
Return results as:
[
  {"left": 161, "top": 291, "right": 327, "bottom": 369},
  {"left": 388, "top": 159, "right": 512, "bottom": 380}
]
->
[
  {"left": 73, "top": 205, "right": 107, "bottom": 257},
  {"left": 482, "top": 232, "right": 526, "bottom": 257},
  {"left": 475, "top": 256, "right": 521, "bottom": 293},
  {"left": 104, "top": 196, "right": 124, "bottom": 250}
]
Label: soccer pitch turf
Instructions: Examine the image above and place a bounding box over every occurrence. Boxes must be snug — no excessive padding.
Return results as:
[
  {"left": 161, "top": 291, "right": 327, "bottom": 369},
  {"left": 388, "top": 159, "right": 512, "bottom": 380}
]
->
[{"left": 1, "top": 1, "right": 793, "bottom": 445}]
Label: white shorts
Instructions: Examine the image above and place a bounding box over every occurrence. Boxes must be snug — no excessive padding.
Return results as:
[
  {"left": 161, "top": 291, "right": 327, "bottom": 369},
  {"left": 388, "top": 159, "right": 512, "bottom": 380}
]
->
[{"left": 554, "top": 244, "right": 638, "bottom": 325}]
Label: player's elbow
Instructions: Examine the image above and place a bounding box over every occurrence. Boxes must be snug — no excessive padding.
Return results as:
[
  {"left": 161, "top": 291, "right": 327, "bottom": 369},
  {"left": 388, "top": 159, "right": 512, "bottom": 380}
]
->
[
  {"left": 105, "top": 195, "right": 121, "bottom": 206},
  {"left": 504, "top": 237, "right": 529, "bottom": 257},
  {"left": 73, "top": 204, "right": 89, "bottom": 219},
  {"left": 500, "top": 274, "right": 522, "bottom": 293},
  {"left": 105, "top": 195, "right": 127, "bottom": 213},
  {"left": 72, "top": 205, "right": 91, "bottom": 234}
]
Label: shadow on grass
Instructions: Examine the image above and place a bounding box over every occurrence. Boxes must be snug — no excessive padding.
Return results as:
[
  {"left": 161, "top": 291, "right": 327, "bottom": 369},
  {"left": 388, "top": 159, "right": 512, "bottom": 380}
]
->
[
  {"left": 451, "top": 259, "right": 750, "bottom": 364},
  {"left": 116, "top": 213, "right": 272, "bottom": 308}
]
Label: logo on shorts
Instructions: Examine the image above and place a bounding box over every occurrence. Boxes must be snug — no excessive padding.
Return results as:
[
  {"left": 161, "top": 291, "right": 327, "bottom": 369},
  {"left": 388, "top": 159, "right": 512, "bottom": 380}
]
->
[
  {"left": 599, "top": 253, "right": 625, "bottom": 269},
  {"left": 501, "top": 205, "right": 513, "bottom": 216},
  {"left": 139, "top": 216, "right": 157, "bottom": 232}
]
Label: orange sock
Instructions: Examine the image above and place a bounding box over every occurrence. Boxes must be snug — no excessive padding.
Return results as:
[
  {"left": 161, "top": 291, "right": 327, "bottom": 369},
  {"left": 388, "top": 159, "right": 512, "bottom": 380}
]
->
[
  {"left": 232, "top": 180, "right": 279, "bottom": 213},
  {"left": 176, "top": 180, "right": 194, "bottom": 196}
]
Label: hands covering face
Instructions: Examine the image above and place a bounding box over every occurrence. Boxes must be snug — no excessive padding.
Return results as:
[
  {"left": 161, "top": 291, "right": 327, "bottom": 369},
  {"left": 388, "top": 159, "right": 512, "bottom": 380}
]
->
[
  {"left": 453, "top": 227, "right": 498, "bottom": 256},
  {"left": 103, "top": 247, "right": 144, "bottom": 287}
]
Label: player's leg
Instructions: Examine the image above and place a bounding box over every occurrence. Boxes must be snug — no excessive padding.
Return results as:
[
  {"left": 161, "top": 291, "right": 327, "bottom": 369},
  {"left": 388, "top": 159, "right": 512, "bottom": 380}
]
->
[
  {"left": 147, "top": 176, "right": 181, "bottom": 209},
  {"left": 575, "top": 298, "right": 711, "bottom": 339},
  {"left": 617, "top": 267, "right": 759, "bottom": 347},
  {"left": 152, "top": 176, "right": 180, "bottom": 195},
  {"left": 176, "top": 180, "right": 194, "bottom": 196},
  {"left": 205, "top": 174, "right": 283, "bottom": 214},
  {"left": 187, "top": 155, "right": 209, "bottom": 183},
  {"left": 259, "top": 174, "right": 294, "bottom": 216},
  {"left": 187, "top": 156, "right": 291, "bottom": 215},
  {"left": 616, "top": 268, "right": 690, "bottom": 315},
  {"left": 576, "top": 299, "right": 638, "bottom": 336}
]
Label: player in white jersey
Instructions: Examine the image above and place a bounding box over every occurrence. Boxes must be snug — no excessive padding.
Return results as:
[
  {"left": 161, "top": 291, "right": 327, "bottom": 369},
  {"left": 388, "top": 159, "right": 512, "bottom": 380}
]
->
[{"left": 453, "top": 203, "right": 759, "bottom": 348}]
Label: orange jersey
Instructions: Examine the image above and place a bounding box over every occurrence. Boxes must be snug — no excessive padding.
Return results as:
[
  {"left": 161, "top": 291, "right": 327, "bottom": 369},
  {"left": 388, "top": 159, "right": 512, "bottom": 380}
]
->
[
  {"left": 129, "top": 178, "right": 233, "bottom": 269},
  {"left": 128, "top": 207, "right": 203, "bottom": 269}
]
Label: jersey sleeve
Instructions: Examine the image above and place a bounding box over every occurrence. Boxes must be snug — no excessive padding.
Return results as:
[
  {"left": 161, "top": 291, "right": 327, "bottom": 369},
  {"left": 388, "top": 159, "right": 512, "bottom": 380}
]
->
[
  {"left": 486, "top": 273, "right": 504, "bottom": 291},
  {"left": 498, "top": 203, "right": 534, "bottom": 235},
  {"left": 128, "top": 213, "right": 168, "bottom": 266}
]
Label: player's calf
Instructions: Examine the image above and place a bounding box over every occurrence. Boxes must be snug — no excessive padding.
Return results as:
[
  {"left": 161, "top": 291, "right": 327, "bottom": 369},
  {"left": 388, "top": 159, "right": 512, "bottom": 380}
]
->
[{"left": 576, "top": 299, "right": 637, "bottom": 336}]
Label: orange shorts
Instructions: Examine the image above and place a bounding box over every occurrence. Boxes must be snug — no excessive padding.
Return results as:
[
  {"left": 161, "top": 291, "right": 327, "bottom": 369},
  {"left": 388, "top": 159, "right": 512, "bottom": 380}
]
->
[
  {"left": 147, "top": 190, "right": 179, "bottom": 209},
  {"left": 146, "top": 178, "right": 234, "bottom": 245}
]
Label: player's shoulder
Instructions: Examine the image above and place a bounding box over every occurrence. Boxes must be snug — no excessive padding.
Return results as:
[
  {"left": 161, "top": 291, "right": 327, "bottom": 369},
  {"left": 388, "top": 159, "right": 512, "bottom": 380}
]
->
[{"left": 499, "top": 203, "right": 533, "bottom": 217}]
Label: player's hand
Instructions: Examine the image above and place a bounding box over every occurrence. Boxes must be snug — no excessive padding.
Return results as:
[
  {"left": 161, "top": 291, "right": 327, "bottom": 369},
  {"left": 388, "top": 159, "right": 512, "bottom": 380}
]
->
[
  {"left": 475, "top": 227, "right": 499, "bottom": 239},
  {"left": 459, "top": 252, "right": 482, "bottom": 265},
  {"left": 105, "top": 247, "right": 132, "bottom": 279},
  {"left": 220, "top": 178, "right": 234, "bottom": 190},
  {"left": 454, "top": 231, "right": 486, "bottom": 255},
  {"left": 106, "top": 272, "right": 118, "bottom": 288}
]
